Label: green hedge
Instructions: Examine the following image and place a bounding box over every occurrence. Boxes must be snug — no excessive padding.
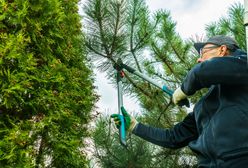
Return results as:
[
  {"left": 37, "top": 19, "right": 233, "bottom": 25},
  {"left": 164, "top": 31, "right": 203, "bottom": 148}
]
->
[{"left": 0, "top": 0, "right": 96, "bottom": 167}]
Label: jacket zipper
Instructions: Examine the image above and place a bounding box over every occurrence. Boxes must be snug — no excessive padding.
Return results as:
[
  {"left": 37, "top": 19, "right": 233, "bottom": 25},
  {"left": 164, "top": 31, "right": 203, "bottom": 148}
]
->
[{"left": 201, "top": 119, "right": 218, "bottom": 167}]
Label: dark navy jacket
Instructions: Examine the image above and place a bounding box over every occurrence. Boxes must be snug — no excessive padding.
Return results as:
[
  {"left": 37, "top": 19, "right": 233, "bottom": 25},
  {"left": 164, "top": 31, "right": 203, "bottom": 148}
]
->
[{"left": 133, "top": 49, "right": 248, "bottom": 167}]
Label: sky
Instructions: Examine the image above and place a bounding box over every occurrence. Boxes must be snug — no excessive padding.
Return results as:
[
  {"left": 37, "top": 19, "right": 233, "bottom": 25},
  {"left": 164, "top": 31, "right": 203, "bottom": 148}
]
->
[
  {"left": 146, "top": 0, "right": 243, "bottom": 38},
  {"left": 80, "top": 0, "right": 244, "bottom": 115}
]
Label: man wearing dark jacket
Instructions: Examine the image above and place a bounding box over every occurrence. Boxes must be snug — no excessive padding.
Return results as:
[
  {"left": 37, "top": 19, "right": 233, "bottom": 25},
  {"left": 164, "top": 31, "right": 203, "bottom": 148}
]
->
[{"left": 111, "top": 35, "right": 248, "bottom": 167}]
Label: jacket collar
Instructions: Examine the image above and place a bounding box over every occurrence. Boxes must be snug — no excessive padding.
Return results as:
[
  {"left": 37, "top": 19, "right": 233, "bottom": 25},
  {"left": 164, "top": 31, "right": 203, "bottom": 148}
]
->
[{"left": 231, "top": 49, "right": 247, "bottom": 58}]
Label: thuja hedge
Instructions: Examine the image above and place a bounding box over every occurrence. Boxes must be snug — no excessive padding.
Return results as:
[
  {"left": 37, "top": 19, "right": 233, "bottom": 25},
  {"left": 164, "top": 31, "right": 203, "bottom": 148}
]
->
[{"left": 0, "top": 0, "right": 96, "bottom": 167}]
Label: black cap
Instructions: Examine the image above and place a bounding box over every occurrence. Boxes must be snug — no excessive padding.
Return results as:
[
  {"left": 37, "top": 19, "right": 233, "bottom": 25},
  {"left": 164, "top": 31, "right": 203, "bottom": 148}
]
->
[{"left": 194, "top": 35, "right": 240, "bottom": 54}]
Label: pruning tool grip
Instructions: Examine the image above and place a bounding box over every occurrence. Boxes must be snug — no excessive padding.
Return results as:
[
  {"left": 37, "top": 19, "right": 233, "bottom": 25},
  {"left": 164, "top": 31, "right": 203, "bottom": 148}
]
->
[{"left": 118, "top": 114, "right": 126, "bottom": 146}]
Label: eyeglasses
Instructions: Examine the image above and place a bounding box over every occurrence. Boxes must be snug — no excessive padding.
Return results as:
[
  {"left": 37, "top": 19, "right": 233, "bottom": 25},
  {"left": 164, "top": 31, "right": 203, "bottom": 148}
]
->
[{"left": 200, "top": 45, "right": 220, "bottom": 57}]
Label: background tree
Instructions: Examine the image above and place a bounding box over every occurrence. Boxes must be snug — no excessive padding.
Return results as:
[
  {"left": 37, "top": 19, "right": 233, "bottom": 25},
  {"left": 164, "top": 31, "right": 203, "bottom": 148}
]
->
[
  {"left": 0, "top": 0, "right": 97, "bottom": 167},
  {"left": 84, "top": 0, "right": 198, "bottom": 167},
  {"left": 206, "top": 3, "right": 245, "bottom": 50}
]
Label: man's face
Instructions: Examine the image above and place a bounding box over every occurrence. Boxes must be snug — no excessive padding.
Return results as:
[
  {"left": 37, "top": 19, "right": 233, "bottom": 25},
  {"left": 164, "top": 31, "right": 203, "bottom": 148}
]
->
[{"left": 197, "top": 44, "right": 222, "bottom": 63}]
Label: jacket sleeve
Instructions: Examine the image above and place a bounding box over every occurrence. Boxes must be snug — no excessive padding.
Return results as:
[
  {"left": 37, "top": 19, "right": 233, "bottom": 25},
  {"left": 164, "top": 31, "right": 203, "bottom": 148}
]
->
[
  {"left": 132, "top": 112, "right": 198, "bottom": 149},
  {"left": 181, "top": 56, "right": 248, "bottom": 95}
]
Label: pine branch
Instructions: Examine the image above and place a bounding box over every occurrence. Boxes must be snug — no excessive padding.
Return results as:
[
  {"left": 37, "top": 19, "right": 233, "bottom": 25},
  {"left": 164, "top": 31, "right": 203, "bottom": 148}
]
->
[
  {"left": 95, "top": 1, "right": 111, "bottom": 57},
  {"left": 151, "top": 43, "right": 175, "bottom": 75},
  {"left": 129, "top": 0, "right": 143, "bottom": 72},
  {"left": 124, "top": 73, "right": 151, "bottom": 98},
  {"left": 157, "top": 100, "right": 172, "bottom": 122},
  {"left": 151, "top": 68, "right": 178, "bottom": 83},
  {"left": 109, "top": 1, "right": 122, "bottom": 56},
  {"left": 133, "top": 32, "right": 149, "bottom": 51},
  {"left": 131, "top": 50, "right": 142, "bottom": 72},
  {"left": 170, "top": 42, "right": 188, "bottom": 66},
  {"left": 86, "top": 41, "right": 108, "bottom": 58}
]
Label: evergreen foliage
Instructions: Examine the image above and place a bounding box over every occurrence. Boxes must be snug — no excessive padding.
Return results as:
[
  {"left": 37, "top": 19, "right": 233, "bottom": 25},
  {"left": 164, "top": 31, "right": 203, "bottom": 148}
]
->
[
  {"left": 91, "top": 116, "right": 154, "bottom": 168},
  {"left": 0, "top": 0, "right": 96, "bottom": 167},
  {"left": 206, "top": 3, "right": 245, "bottom": 49},
  {"left": 84, "top": 0, "right": 197, "bottom": 167}
]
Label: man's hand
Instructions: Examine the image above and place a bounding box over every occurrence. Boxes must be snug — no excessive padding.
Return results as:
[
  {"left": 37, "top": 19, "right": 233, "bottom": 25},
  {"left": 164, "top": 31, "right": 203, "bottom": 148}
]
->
[
  {"left": 172, "top": 87, "right": 190, "bottom": 107},
  {"left": 111, "top": 107, "right": 138, "bottom": 132}
]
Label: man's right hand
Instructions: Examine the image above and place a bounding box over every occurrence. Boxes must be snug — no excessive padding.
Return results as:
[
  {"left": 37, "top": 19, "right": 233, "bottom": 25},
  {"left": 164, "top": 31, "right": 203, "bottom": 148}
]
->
[
  {"left": 172, "top": 87, "right": 190, "bottom": 107},
  {"left": 111, "top": 107, "right": 138, "bottom": 132}
]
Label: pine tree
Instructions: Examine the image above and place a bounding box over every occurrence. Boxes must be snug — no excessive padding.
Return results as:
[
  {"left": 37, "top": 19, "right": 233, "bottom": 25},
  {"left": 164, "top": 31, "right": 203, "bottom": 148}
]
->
[
  {"left": 0, "top": 0, "right": 96, "bottom": 167},
  {"left": 205, "top": 3, "right": 245, "bottom": 49},
  {"left": 84, "top": 0, "right": 197, "bottom": 167}
]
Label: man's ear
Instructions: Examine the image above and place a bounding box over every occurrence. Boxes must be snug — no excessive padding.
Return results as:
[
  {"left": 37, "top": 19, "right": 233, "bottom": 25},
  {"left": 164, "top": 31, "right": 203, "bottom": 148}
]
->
[{"left": 219, "top": 45, "right": 228, "bottom": 56}]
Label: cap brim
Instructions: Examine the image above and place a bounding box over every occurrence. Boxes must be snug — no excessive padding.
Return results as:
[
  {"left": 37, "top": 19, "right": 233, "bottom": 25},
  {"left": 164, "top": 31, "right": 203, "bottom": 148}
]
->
[{"left": 194, "top": 42, "right": 205, "bottom": 54}]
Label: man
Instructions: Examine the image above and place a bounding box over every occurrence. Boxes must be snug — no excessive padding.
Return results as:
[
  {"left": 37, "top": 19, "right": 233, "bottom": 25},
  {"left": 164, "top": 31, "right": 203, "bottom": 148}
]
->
[{"left": 111, "top": 35, "right": 248, "bottom": 167}]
